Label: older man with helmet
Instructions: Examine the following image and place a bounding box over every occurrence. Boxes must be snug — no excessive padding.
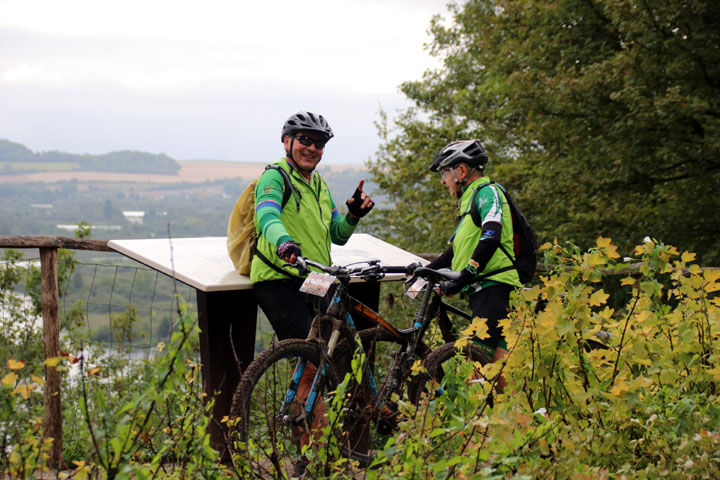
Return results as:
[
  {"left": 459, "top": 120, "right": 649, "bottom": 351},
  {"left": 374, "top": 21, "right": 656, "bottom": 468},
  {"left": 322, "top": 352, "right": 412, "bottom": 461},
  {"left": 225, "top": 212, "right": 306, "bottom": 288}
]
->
[
  {"left": 251, "top": 111, "right": 374, "bottom": 341},
  {"left": 427, "top": 140, "right": 522, "bottom": 391}
]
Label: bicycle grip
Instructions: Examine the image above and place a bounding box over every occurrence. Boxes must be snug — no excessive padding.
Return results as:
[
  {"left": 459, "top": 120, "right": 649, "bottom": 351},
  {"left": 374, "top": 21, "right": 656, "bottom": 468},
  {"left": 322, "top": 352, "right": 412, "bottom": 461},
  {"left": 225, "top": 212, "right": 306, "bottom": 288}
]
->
[{"left": 381, "top": 265, "right": 414, "bottom": 274}]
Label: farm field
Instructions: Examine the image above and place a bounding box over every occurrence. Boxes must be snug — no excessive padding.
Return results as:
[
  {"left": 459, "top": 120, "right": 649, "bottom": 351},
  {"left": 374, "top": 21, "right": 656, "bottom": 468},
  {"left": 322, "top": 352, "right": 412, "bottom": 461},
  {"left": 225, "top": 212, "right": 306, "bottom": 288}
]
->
[
  {"left": 0, "top": 161, "right": 81, "bottom": 172},
  {"left": 0, "top": 160, "right": 363, "bottom": 185}
]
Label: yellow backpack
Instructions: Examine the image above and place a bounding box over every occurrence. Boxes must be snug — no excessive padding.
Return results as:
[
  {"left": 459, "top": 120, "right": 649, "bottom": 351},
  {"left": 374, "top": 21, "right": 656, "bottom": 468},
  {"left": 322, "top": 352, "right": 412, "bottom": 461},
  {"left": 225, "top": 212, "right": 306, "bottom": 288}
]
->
[{"left": 227, "top": 165, "right": 296, "bottom": 275}]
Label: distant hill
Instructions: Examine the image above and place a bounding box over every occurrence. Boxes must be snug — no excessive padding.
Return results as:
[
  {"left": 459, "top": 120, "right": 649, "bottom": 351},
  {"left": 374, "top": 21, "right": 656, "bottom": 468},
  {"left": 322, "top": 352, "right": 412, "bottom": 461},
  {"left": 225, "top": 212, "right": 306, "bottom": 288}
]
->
[{"left": 0, "top": 139, "right": 181, "bottom": 175}]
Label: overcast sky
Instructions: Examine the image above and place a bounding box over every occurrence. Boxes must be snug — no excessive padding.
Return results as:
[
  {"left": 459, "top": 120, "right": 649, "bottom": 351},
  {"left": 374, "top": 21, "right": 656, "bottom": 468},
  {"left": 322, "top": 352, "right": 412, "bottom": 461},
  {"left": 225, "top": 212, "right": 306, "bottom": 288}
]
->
[{"left": 0, "top": 0, "right": 452, "bottom": 165}]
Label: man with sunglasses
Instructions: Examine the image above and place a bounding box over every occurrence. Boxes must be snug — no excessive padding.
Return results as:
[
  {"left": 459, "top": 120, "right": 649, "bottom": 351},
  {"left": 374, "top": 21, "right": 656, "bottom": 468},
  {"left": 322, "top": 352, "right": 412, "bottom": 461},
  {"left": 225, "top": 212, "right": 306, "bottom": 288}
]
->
[
  {"left": 249, "top": 111, "right": 373, "bottom": 471},
  {"left": 250, "top": 111, "right": 374, "bottom": 341},
  {"left": 427, "top": 140, "right": 523, "bottom": 392}
]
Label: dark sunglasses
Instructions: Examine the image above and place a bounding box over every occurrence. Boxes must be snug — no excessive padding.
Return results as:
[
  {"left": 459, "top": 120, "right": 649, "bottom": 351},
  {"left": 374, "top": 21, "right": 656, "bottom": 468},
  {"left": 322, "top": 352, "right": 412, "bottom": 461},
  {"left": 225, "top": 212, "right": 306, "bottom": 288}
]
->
[{"left": 294, "top": 135, "right": 327, "bottom": 149}]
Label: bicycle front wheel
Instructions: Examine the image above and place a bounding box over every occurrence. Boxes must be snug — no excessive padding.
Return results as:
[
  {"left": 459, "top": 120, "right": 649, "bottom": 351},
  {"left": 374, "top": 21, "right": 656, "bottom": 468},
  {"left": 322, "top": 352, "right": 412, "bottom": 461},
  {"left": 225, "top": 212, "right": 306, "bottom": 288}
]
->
[{"left": 228, "top": 338, "right": 355, "bottom": 477}]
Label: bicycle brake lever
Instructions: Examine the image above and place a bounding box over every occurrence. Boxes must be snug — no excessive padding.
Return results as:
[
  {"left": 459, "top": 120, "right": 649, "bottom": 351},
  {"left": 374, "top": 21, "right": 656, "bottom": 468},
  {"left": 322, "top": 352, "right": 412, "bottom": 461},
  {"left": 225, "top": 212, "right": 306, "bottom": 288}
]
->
[
  {"left": 405, "top": 270, "right": 421, "bottom": 286},
  {"left": 283, "top": 258, "right": 311, "bottom": 275}
]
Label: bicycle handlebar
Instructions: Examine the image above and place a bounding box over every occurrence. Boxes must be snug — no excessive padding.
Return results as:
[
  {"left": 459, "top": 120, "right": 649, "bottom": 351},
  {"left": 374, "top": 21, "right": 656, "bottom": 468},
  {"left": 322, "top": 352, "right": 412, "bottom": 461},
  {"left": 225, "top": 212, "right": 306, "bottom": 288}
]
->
[
  {"left": 286, "top": 257, "right": 461, "bottom": 283},
  {"left": 381, "top": 265, "right": 412, "bottom": 274},
  {"left": 413, "top": 266, "right": 461, "bottom": 282},
  {"left": 288, "top": 257, "right": 409, "bottom": 278}
]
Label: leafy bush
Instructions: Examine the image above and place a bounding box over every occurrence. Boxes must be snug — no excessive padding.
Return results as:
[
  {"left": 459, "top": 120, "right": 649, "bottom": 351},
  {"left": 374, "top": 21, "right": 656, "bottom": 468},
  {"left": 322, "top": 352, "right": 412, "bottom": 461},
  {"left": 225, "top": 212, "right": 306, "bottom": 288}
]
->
[{"left": 366, "top": 238, "right": 720, "bottom": 479}]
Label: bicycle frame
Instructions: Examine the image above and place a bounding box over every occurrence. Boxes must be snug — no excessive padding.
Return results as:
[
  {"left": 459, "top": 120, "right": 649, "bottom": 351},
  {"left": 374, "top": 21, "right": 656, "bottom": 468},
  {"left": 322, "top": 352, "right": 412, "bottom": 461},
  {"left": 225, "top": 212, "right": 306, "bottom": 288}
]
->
[{"left": 277, "top": 260, "right": 467, "bottom": 426}]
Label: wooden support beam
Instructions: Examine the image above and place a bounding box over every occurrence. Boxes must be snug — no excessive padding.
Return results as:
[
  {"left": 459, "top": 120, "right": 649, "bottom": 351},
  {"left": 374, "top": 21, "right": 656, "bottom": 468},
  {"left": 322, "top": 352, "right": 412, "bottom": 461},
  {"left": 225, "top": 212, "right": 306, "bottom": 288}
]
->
[{"left": 39, "top": 247, "right": 63, "bottom": 468}]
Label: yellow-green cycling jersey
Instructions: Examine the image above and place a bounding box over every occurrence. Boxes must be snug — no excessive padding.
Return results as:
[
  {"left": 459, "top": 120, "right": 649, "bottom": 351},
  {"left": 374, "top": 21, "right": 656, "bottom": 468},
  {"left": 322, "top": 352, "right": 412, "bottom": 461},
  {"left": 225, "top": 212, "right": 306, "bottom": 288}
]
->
[{"left": 250, "top": 159, "right": 358, "bottom": 283}]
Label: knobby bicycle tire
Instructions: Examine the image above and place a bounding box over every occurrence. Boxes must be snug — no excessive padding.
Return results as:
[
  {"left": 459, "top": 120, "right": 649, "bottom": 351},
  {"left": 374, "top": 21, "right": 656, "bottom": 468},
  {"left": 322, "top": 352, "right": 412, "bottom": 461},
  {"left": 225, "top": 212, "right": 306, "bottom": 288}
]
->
[
  {"left": 407, "top": 342, "right": 492, "bottom": 404},
  {"left": 228, "top": 328, "right": 429, "bottom": 471},
  {"left": 228, "top": 338, "right": 370, "bottom": 476}
]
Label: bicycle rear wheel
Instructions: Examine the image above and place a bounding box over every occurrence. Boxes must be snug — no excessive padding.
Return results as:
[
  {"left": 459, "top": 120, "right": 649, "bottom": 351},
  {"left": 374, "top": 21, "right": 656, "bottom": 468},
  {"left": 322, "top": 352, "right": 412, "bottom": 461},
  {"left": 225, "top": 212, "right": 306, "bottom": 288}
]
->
[
  {"left": 407, "top": 342, "right": 492, "bottom": 403},
  {"left": 228, "top": 338, "right": 360, "bottom": 477},
  {"left": 338, "top": 327, "right": 431, "bottom": 464}
]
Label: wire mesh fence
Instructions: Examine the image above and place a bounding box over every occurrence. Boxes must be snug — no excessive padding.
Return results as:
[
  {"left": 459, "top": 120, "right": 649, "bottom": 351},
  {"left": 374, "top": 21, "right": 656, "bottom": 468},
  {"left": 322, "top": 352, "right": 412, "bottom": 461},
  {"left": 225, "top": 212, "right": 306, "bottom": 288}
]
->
[
  {"left": 0, "top": 250, "right": 199, "bottom": 366},
  {"left": 0, "top": 244, "right": 213, "bottom": 470}
]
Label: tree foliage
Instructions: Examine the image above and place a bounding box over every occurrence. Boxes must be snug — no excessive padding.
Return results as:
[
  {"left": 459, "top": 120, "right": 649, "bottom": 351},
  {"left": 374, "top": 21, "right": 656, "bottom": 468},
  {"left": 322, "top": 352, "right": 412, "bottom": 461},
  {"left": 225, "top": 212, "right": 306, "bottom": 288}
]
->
[{"left": 367, "top": 0, "right": 720, "bottom": 263}]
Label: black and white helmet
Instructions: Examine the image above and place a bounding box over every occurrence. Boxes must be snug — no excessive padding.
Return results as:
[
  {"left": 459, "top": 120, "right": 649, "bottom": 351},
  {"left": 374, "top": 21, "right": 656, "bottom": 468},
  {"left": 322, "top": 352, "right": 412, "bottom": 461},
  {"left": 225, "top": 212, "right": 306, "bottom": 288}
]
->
[
  {"left": 429, "top": 140, "right": 488, "bottom": 172},
  {"left": 281, "top": 111, "right": 334, "bottom": 141}
]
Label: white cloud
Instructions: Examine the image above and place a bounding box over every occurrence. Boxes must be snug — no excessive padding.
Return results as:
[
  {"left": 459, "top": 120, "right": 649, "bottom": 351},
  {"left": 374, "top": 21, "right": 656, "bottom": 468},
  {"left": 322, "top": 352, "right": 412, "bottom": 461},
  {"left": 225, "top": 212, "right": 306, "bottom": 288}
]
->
[
  {"left": 0, "top": 0, "right": 452, "bottom": 164},
  {"left": 1, "top": 63, "right": 64, "bottom": 83}
]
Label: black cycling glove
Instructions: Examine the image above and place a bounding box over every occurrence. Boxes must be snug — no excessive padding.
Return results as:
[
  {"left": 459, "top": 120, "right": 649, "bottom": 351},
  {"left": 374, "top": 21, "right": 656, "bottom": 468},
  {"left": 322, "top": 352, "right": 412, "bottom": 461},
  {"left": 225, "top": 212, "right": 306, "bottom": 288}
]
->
[
  {"left": 438, "top": 268, "right": 475, "bottom": 296},
  {"left": 277, "top": 241, "right": 302, "bottom": 262},
  {"left": 346, "top": 187, "right": 374, "bottom": 218}
]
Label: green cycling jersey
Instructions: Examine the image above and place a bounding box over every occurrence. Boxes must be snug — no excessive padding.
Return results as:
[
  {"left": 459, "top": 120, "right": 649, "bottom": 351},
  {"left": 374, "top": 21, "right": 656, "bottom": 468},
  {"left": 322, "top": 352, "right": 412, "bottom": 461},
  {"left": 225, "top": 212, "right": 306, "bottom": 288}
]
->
[{"left": 452, "top": 176, "right": 522, "bottom": 289}]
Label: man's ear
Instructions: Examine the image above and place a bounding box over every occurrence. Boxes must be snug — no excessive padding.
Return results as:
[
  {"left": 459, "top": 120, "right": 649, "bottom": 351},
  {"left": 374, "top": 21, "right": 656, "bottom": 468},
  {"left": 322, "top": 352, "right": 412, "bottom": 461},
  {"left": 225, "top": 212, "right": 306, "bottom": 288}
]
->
[{"left": 457, "top": 163, "right": 469, "bottom": 181}]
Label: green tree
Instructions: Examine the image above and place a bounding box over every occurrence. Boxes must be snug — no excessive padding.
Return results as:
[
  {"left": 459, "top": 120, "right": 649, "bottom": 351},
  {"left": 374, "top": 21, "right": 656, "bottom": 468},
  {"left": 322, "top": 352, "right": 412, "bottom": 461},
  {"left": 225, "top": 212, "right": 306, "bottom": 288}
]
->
[
  {"left": 367, "top": 0, "right": 720, "bottom": 263},
  {"left": 0, "top": 139, "right": 34, "bottom": 162}
]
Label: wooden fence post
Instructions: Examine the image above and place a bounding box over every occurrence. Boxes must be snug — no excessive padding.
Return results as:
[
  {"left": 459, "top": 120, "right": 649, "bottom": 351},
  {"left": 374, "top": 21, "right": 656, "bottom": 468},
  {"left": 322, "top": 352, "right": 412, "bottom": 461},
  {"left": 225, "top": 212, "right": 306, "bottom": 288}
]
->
[{"left": 39, "top": 247, "right": 62, "bottom": 467}]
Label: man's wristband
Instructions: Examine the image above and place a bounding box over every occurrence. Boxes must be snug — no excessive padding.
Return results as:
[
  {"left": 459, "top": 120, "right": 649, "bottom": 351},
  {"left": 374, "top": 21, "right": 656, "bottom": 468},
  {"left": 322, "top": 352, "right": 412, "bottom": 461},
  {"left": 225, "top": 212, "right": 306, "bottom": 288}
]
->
[{"left": 465, "top": 259, "right": 480, "bottom": 275}]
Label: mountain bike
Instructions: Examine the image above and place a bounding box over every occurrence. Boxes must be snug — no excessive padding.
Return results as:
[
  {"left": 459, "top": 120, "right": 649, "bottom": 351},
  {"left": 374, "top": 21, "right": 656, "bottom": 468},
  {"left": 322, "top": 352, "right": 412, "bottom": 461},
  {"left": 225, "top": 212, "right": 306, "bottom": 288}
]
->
[{"left": 227, "top": 257, "right": 492, "bottom": 477}]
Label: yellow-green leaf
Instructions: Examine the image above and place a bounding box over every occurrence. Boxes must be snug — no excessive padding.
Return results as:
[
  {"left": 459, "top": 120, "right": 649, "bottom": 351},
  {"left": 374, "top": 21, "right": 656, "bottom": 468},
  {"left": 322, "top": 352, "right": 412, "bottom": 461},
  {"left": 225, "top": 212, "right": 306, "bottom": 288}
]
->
[
  {"left": 596, "top": 237, "right": 613, "bottom": 248},
  {"left": 411, "top": 360, "right": 425, "bottom": 375},
  {"left": 589, "top": 289, "right": 609, "bottom": 307},
  {"left": 7, "top": 359, "right": 25, "bottom": 370},
  {"left": 471, "top": 317, "right": 490, "bottom": 340},
  {"left": 635, "top": 310, "right": 652, "bottom": 324},
  {"left": 707, "top": 365, "right": 720, "bottom": 381},
  {"left": 629, "top": 376, "right": 654, "bottom": 391},
  {"left": 454, "top": 337, "right": 468, "bottom": 349},
  {"left": 2, "top": 372, "right": 18, "bottom": 386},
  {"left": 610, "top": 379, "right": 628, "bottom": 396},
  {"left": 681, "top": 251, "right": 696, "bottom": 263},
  {"left": 12, "top": 384, "right": 30, "bottom": 399},
  {"left": 585, "top": 253, "right": 605, "bottom": 267},
  {"left": 44, "top": 357, "right": 61, "bottom": 367}
]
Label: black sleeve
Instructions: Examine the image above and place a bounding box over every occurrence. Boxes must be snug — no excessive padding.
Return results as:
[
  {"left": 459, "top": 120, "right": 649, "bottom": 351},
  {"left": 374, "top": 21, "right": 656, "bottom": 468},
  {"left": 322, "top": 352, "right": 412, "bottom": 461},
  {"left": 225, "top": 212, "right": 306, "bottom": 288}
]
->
[
  {"left": 466, "top": 221, "right": 503, "bottom": 272},
  {"left": 427, "top": 246, "right": 453, "bottom": 270}
]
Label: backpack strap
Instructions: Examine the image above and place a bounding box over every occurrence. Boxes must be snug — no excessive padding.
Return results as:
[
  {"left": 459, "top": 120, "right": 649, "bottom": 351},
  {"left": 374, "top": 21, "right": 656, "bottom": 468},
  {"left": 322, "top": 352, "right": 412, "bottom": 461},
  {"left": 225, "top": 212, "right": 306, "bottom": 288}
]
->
[
  {"left": 255, "top": 249, "right": 300, "bottom": 279},
  {"left": 265, "top": 164, "right": 301, "bottom": 212}
]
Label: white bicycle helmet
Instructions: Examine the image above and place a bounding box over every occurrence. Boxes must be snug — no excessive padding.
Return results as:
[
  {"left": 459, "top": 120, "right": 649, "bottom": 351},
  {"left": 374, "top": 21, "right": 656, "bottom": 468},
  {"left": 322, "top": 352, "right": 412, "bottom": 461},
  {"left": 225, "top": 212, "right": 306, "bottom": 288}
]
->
[{"left": 429, "top": 140, "right": 488, "bottom": 172}]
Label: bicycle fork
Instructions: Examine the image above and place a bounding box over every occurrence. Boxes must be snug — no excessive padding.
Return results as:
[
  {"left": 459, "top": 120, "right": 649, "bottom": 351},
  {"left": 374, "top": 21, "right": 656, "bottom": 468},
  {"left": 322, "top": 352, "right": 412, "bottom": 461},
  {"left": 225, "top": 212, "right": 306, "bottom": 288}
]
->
[{"left": 282, "top": 318, "right": 385, "bottom": 429}]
